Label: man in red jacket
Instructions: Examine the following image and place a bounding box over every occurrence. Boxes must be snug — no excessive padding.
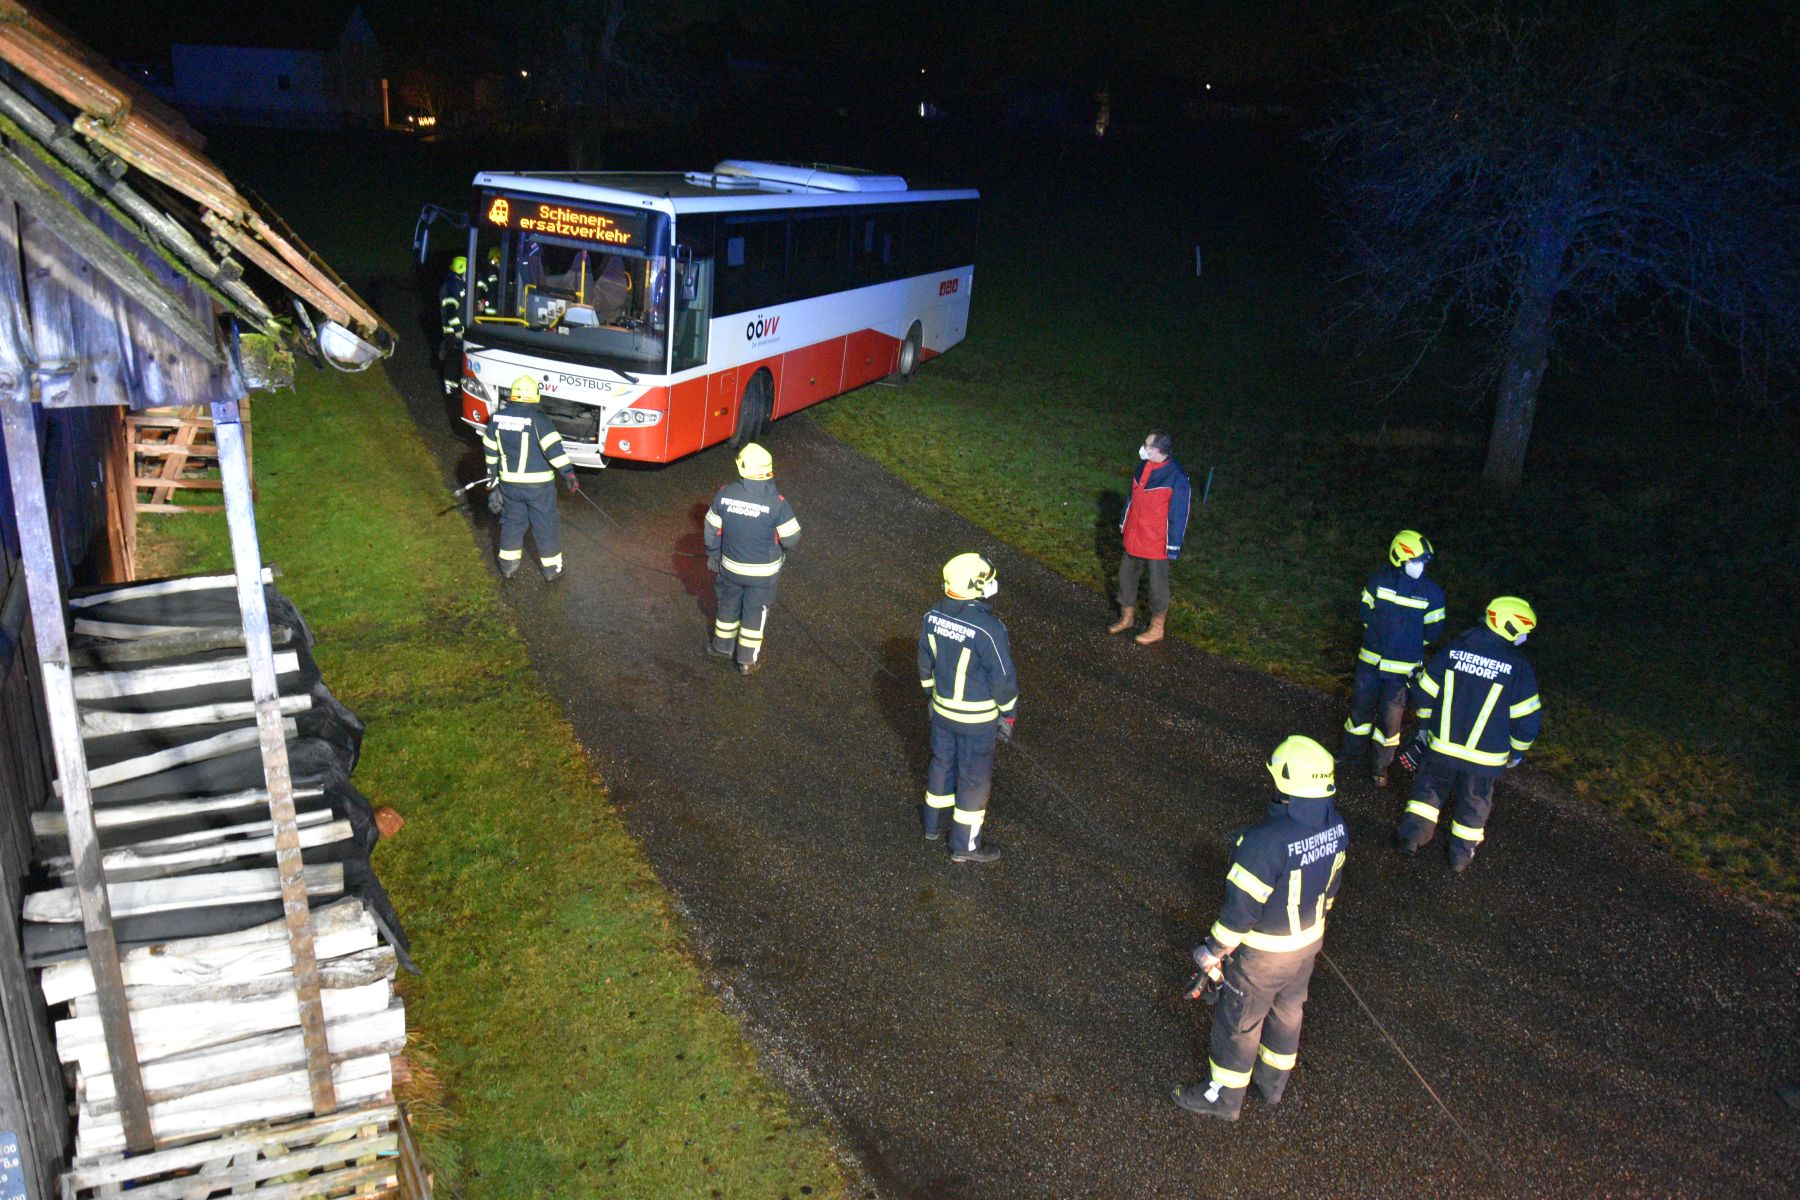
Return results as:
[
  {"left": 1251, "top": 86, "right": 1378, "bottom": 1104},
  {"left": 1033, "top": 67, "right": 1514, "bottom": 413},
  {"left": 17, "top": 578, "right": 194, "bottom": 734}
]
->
[{"left": 1109, "top": 431, "right": 1192, "bottom": 645}]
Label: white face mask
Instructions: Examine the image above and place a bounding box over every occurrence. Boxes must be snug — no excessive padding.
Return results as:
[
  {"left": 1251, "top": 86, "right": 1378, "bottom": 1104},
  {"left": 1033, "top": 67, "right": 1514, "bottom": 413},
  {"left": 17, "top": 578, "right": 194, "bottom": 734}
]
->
[
  {"left": 1404, "top": 560, "right": 1425, "bottom": 579},
  {"left": 1138, "top": 444, "right": 1152, "bottom": 460},
  {"left": 1513, "top": 633, "right": 1528, "bottom": 646}
]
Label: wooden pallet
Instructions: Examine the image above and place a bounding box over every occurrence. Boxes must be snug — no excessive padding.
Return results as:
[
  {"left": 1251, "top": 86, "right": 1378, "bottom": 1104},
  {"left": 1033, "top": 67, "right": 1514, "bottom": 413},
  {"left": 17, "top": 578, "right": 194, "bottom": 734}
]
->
[
  {"left": 59, "top": 1099, "right": 432, "bottom": 1199},
  {"left": 125, "top": 403, "right": 252, "bottom": 515}
]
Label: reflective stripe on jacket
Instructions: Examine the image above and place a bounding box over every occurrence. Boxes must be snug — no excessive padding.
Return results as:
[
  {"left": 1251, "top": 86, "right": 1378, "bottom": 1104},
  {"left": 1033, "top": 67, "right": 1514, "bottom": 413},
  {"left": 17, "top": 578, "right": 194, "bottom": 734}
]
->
[
  {"left": 704, "top": 479, "right": 800, "bottom": 577},
  {"left": 917, "top": 598, "right": 1019, "bottom": 728},
  {"left": 1411, "top": 626, "right": 1542, "bottom": 774},
  {"left": 482, "top": 403, "right": 573, "bottom": 485},
  {"left": 1356, "top": 566, "right": 1446, "bottom": 674},
  {"left": 1208, "top": 795, "right": 1347, "bottom": 955}
]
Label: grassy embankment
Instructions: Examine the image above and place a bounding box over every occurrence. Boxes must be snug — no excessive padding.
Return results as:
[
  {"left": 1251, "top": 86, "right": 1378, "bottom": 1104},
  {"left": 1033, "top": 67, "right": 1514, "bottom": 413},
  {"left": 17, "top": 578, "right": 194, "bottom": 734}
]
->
[
  {"left": 138, "top": 365, "right": 846, "bottom": 1197},
  {"left": 814, "top": 143, "right": 1798, "bottom": 912}
]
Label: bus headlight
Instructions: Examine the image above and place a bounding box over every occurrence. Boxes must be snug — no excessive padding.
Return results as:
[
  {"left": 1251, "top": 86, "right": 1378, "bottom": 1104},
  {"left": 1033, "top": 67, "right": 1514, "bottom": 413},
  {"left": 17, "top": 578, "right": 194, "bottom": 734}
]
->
[
  {"left": 607, "top": 408, "right": 662, "bottom": 426},
  {"left": 461, "top": 375, "right": 491, "bottom": 405}
]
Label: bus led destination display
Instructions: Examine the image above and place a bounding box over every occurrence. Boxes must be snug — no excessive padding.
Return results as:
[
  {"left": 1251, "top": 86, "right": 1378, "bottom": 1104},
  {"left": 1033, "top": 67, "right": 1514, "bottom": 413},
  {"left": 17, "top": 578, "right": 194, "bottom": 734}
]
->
[{"left": 484, "top": 194, "right": 643, "bottom": 247}]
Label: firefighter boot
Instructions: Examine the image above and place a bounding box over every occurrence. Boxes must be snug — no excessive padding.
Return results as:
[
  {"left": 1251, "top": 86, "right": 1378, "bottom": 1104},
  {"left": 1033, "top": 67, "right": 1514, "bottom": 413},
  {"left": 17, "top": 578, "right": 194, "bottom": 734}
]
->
[
  {"left": 1107, "top": 606, "right": 1136, "bottom": 635},
  {"left": 542, "top": 563, "right": 564, "bottom": 583},
  {"left": 498, "top": 558, "right": 520, "bottom": 580},
  {"left": 950, "top": 842, "right": 1000, "bottom": 863},
  {"left": 1134, "top": 612, "right": 1166, "bottom": 645},
  {"left": 1251, "top": 1061, "right": 1290, "bottom": 1108},
  {"left": 1171, "top": 1081, "right": 1242, "bottom": 1122}
]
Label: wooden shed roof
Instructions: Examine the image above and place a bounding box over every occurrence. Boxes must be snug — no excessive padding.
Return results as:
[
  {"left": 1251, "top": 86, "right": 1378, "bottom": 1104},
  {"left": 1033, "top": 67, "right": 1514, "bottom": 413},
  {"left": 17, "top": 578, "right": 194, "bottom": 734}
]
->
[{"left": 0, "top": 0, "right": 391, "bottom": 366}]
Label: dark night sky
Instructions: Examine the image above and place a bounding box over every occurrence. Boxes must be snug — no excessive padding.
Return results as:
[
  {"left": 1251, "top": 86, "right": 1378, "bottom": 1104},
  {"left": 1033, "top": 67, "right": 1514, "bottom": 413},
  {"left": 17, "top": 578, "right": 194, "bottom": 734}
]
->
[{"left": 38, "top": 0, "right": 1363, "bottom": 91}]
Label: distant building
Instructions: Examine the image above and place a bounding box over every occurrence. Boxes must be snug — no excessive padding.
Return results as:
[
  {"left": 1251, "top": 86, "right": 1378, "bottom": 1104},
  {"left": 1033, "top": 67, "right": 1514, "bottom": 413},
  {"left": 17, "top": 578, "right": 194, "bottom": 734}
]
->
[{"left": 164, "top": 6, "right": 383, "bottom": 130}]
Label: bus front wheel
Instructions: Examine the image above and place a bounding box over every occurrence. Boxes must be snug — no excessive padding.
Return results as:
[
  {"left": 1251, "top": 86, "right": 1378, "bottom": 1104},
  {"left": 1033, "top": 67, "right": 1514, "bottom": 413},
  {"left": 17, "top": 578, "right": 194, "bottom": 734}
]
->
[
  {"left": 885, "top": 322, "right": 923, "bottom": 386},
  {"left": 731, "top": 370, "right": 772, "bottom": 448}
]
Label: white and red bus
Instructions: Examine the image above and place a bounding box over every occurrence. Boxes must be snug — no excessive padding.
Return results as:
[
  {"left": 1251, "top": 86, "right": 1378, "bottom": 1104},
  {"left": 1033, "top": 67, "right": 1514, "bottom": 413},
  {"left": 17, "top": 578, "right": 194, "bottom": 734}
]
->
[{"left": 450, "top": 160, "right": 977, "bottom": 466}]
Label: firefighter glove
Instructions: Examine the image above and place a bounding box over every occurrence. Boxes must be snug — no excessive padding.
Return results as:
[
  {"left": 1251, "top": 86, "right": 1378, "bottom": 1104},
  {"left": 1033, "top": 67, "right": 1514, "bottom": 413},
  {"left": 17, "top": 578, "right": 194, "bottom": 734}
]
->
[
  {"left": 562, "top": 473, "right": 581, "bottom": 494},
  {"left": 997, "top": 715, "right": 1015, "bottom": 744},
  {"left": 1506, "top": 753, "right": 1523, "bottom": 769},
  {"left": 706, "top": 550, "right": 721, "bottom": 574},
  {"left": 486, "top": 489, "right": 504, "bottom": 515}
]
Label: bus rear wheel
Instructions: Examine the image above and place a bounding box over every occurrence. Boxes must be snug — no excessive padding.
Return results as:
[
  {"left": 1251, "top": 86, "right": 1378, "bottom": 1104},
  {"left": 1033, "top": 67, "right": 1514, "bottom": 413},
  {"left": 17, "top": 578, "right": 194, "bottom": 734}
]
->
[
  {"left": 731, "top": 370, "right": 772, "bottom": 448},
  {"left": 884, "top": 322, "right": 923, "bottom": 386}
]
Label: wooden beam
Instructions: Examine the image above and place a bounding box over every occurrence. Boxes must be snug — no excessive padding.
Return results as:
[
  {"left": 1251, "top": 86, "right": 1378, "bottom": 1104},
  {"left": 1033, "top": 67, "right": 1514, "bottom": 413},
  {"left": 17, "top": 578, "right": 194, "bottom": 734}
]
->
[
  {"left": 60, "top": 1103, "right": 397, "bottom": 1191},
  {"left": 210, "top": 395, "right": 337, "bottom": 1117},
  {"left": 0, "top": 391, "right": 154, "bottom": 1152}
]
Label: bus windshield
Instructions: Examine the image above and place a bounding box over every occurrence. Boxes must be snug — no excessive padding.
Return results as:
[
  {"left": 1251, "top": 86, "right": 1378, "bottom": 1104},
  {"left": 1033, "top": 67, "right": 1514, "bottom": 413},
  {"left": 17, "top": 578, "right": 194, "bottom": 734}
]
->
[{"left": 470, "top": 191, "right": 671, "bottom": 373}]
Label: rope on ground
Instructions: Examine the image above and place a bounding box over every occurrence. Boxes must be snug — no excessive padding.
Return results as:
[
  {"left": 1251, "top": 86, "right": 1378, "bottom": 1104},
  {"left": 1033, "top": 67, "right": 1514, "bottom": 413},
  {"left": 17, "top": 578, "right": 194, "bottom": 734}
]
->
[
  {"left": 537, "top": 479, "right": 1488, "bottom": 1159},
  {"left": 1319, "top": 949, "right": 1487, "bottom": 1160}
]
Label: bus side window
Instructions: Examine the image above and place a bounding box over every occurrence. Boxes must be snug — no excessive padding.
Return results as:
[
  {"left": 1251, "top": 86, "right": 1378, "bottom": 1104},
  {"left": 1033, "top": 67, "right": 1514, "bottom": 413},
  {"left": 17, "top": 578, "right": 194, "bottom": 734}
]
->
[
  {"left": 850, "top": 206, "right": 906, "bottom": 288},
  {"left": 716, "top": 213, "right": 787, "bottom": 316},
  {"left": 788, "top": 211, "right": 849, "bottom": 303}
]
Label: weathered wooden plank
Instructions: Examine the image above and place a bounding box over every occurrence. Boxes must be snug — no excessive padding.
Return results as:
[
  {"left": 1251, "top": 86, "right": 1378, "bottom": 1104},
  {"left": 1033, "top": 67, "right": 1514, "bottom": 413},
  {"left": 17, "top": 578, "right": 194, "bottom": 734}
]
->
[
  {"left": 79, "top": 694, "right": 311, "bottom": 737},
  {"left": 57, "top": 980, "right": 389, "bottom": 1072},
  {"left": 0, "top": 386, "right": 154, "bottom": 1150},
  {"left": 52, "top": 817, "right": 351, "bottom": 885},
  {"left": 77, "top": 950, "right": 396, "bottom": 1020},
  {"left": 132, "top": 504, "right": 223, "bottom": 514},
  {"left": 73, "top": 1054, "right": 392, "bottom": 1160},
  {"left": 25, "top": 862, "right": 344, "bottom": 924},
  {"left": 30, "top": 787, "right": 326, "bottom": 844},
  {"left": 37, "top": 896, "right": 367, "bottom": 1007},
  {"left": 212, "top": 397, "right": 336, "bottom": 1117},
  {"left": 82, "top": 999, "right": 403, "bottom": 1111},
  {"left": 100, "top": 1132, "right": 398, "bottom": 1200},
  {"left": 131, "top": 476, "right": 223, "bottom": 490},
  {"left": 52, "top": 720, "right": 297, "bottom": 794},
  {"left": 70, "top": 618, "right": 217, "bottom": 639},
  {"left": 63, "top": 1103, "right": 396, "bottom": 1188},
  {"left": 69, "top": 628, "right": 291, "bottom": 669},
  {"left": 72, "top": 651, "right": 301, "bottom": 700},
  {"left": 69, "top": 569, "right": 275, "bottom": 607},
  {"left": 41, "top": 806, "right": 335, "bottom": 876}
]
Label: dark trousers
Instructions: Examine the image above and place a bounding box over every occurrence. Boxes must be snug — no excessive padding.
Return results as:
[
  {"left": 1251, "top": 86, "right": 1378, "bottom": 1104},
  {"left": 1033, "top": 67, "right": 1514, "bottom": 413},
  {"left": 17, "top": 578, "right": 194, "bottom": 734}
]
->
[
  {"left": 1341, "top": 663, "right": 1409, "bottom": 771},
  {"left": 1397, "top": 751, "right": 1499, "bottom": 866},
  {"left": 1206, "top": 943, "right": 1321, "bottom": 1114},
  {"left": 497, "top": 482, "right": 561, "bottom": 568},
  {"left": 712, "top": 572, "right": 777, "bottom": 667},
  {"left": 1117, "top": 554, "right": 1171, "bottom": 615},
  {"left": 439, "top": 333, "right": 463, "bottom": 393},
  {"left": 924, "top": 720, "right": 997, "bottom": 852}
]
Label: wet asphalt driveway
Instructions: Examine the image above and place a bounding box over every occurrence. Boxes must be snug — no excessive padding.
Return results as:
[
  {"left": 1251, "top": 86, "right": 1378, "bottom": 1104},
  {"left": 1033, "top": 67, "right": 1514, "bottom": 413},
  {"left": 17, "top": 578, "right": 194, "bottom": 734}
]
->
[{"left": 380, "top": 322, "right": 1798, "bottom": 1198}]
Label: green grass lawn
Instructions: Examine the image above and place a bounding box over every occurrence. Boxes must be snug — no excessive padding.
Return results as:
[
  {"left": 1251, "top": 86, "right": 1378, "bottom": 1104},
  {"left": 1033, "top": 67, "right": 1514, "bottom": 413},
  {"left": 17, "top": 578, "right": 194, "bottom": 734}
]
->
[
  {"left": 814, "top": 137, "right": 1798, "bottom": 912},
  {"left": 139, "top": 366, "right": 847, "bottom": 1198}
]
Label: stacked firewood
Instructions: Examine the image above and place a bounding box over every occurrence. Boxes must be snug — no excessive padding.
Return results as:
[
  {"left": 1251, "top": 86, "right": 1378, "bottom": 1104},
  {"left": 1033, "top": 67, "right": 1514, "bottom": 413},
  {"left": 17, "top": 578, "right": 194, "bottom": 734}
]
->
[{"left": 16, "top": 574, "right": 419, "bottom": 1190}]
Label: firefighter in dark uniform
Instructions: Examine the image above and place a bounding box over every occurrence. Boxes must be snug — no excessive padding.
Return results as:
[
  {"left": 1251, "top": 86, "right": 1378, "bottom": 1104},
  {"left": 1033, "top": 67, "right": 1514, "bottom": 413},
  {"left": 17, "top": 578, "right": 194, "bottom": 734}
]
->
[
  {"left": 480, "top": 376, "right": 578, "bottom": 581},
  {"left": 1341, "top": 530, "right": 1446, "bottom": 786},
  {"left": 1394, "top": 595, "right": 1541, "bottom": 872},
  {"left": 438, "top": 255, "right": 468, "bottom": 396},
  {"left": 1173, "top": 735, "right": 1347, "bottom": 1121},
  {"left": 477, "top": 246, "right": 501, "bottom": 315},
  {"left": 918, "top": 553, "right": 1019, "bottom": 864},
  {"left": 704, "top": 443, "right": 800, "bottom": 675}
]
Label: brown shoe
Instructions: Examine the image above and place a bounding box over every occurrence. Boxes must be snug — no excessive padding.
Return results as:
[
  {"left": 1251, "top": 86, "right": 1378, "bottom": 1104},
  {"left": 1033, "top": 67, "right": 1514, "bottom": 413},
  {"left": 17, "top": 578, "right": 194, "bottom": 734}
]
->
[
  {"left": 1107, "top": 606, "right": 1136, "bottom": 634},
  {"left": 1134, "top": 613, "right": 1166, "bottom": 645}
]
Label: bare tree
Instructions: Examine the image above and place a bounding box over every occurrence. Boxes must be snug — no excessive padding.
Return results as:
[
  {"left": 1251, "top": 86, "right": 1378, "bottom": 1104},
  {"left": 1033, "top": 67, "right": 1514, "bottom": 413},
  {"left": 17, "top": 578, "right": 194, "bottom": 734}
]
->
[{"left": 1313, "top": 2, "right": 1800, "bottom": 485}]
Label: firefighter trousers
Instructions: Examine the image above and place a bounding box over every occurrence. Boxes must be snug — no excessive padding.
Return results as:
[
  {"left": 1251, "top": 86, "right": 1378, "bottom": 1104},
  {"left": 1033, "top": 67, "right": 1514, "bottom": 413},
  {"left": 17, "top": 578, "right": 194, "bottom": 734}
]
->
[
  {"left": 1341, "top": 663, "right": 1409, "bottom": 772},
  {"left": 497, "top": 482, "right": 562, "bottom": 570},
  {"left": 1206, "top": 942, "right": 1321, "bottom": 1115},
  {"left": 712, "top": 571, "right": 777, "bottom": 667},
  {"left": 1397, "top": 751, "right": 1498, "bottom": 867},
  {"left": 924, "top": 720, "right": 996, "bottom": 853}
]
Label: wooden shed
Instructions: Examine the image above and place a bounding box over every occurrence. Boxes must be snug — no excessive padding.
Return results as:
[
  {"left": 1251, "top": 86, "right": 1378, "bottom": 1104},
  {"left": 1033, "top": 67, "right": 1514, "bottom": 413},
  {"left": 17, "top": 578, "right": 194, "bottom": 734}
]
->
[{"left": 0, "top": 4, "right": 414, "bottom": 1195}]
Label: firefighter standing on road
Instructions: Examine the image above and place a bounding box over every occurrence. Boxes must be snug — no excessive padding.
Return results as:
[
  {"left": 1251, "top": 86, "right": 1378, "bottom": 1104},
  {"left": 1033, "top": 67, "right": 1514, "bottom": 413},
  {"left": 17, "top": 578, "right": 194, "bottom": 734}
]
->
[
  {"left": 1173, "top": 735, "right": 1347, "bottom": 1122},
  {"left": 1109, "top": 431, "right": 1191, "bottom": 645},
  {"left": 438, "top": 256, "right": 468, "bottom": 396},
  {"left": 1394, "top": 596, "right": 1542, "bottom": 872},
  {"left": 705, "top": 443, "right": 801, "bottom": 675},
  {"left": 481, "top": 376, "right": 578, "bottom": 581},
  {"left": 918, "top": 554, "right": 1019, "bottom": 864},
  {"left": 1340, "top": 531, "right": 1446, "bottom": 787}
]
